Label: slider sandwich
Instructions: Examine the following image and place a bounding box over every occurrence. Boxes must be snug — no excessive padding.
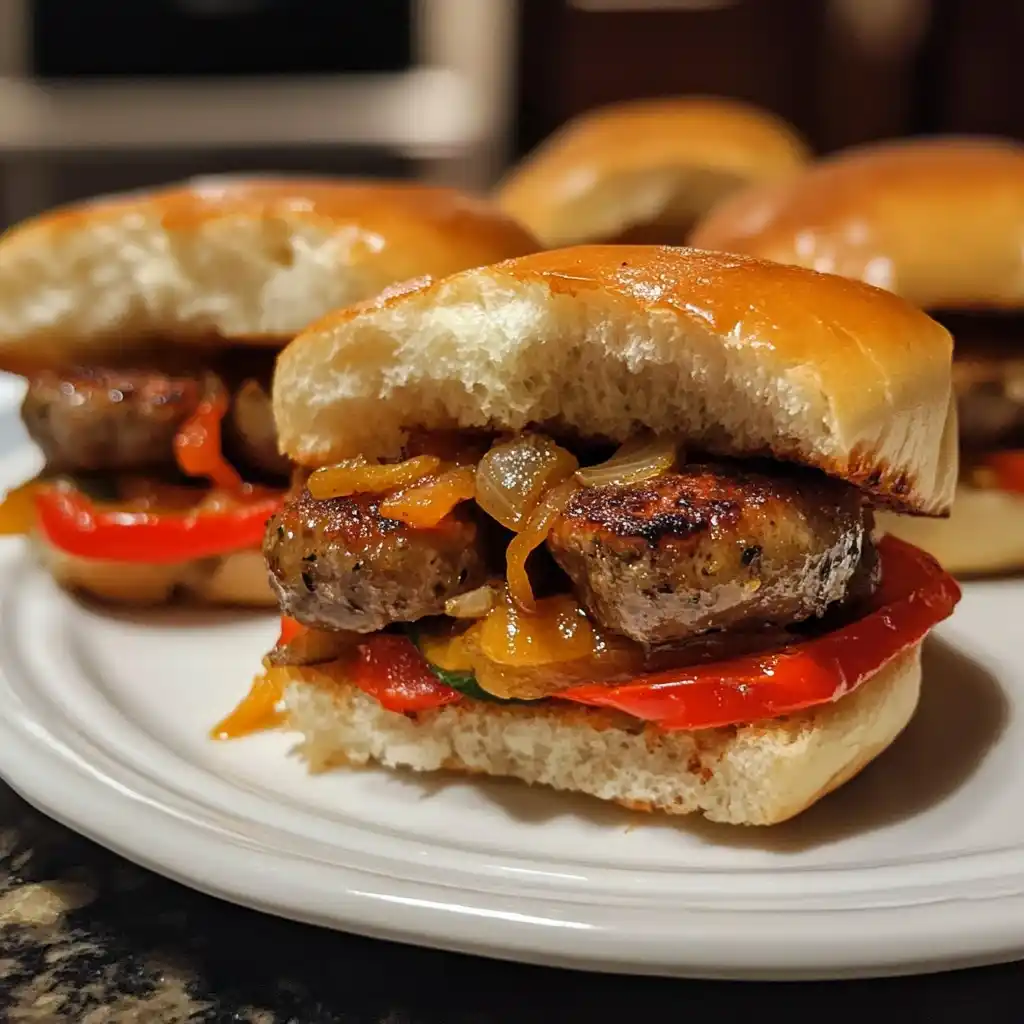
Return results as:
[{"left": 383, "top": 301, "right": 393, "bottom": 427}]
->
[
  {"left": 495, "top": 97, "right": 810, "bottom": 248},
  {"left": 0, "top": 177, "right": 537, "bottom": 604},
  {"left": 691, "top": 136, "right": 1024, "bottom": 575},
  {"left": 222, "top": 246, "right": 961, "bottom": 826}
]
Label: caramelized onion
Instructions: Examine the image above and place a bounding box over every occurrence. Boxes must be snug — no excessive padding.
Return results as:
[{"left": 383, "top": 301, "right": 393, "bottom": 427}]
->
[
  {"left": 471, "top": 644, "right": 643, "bottom": 701},
  {"left": 505, "top": 478, "right": 579, "bottom": 612},
  {"left": 479, "top": 592, "right": 595, "bottom": 666},
  {"left": 265, "top": 626, "right": 361, "bottom": 668},
  {"left": 444, "top": 584, "right": 499, "bottom": 619},
  {"left": 417, "top": 611, "right": 647, "bottom": 701},
  {"left": 475, "top": 434, "right": 578, "bottom": 531},
  {"left": 0, "top": 479, "right": 41, "bottom": 535},
  {"left": 575, "top": 434, "right": 679, "bottom": 488},
  {"left": 211, "top": 668, "right": 290, "bottom": 740},
  {"left": 379, "top": 466, "right": 476, "bottom": 528},
  {"left": 308, "top": 455, "right": 441, "bottom": 500}
]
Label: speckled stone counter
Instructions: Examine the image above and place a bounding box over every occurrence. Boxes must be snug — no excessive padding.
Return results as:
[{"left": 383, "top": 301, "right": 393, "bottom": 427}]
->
[{"left": 1, "top": 782, "right": 1021, "bottom": 1023}]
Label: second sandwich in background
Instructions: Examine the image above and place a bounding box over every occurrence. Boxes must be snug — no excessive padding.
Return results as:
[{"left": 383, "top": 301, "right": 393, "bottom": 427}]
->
[
  {"left": 495, "top": 97, "right": 810, "bottom": 249},
  {"left": 691, "top": 136, "right": 1024, "bottom": 576},
  {"left": 0, "top": 177, "right": 538, "bottom": 606}
]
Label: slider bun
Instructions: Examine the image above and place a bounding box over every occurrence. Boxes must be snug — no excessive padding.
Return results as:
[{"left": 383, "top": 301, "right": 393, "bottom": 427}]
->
[
  {"left": 34, "top": 537, "right": 276, "bottom": 607},
  {"left": 283, "top": 643, "right": 921, "bottom": 826},
  {"left": 690, "top": 136, "right": 1024, "bottom": 309},
  {"left": 0, "top": 177, "right": 539, "bottom": 376},
  {"left": 878, "top": 485, "right": 1024, "bottom": 577},
  {"left": 495, "top": 97, "right": 810, "bottom": 248},
  {"left": 274, "top": 245, "right": 957, "bottom": 516}
]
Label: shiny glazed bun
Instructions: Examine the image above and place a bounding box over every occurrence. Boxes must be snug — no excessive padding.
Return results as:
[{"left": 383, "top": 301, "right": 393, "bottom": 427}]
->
[
  {"left": 494, "top": 97, "right": 811, "bottom": 248},
  {"left": 690, "top": 136, "right": 1024, "bottom": 309},
  {"left": 273, "top": 245, "right": 957, "bottom": 516},
  {"left": 0, "top": 177, "right": 540, "bottom": 375}
]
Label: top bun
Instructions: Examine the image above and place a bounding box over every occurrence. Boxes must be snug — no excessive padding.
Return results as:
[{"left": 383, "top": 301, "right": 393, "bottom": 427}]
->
[
  {"left": 273, "top": 245, "right": 957, "bottom": 516},
  {"left": 690, "top": 136, "right": 1024, "bottom": 310},
  {"left": 0, "top": 177, "right": 539, "bottom": 375},
  {"left": 494, "top": 97, "right": 810, "bottom": 248}
]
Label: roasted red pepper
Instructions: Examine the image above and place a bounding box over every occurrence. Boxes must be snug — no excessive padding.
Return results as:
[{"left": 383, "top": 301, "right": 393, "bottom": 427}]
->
[
  {"left": 352, "top": 634, "right": 462, "bottom": 714},
  {"left": 344, "top": 537, "right": 960, "bottom": 731},
  {"left": 980, "top": 450, "right": 1024, "bottom": 494},
  {"left": 34, "top": 486, "right": 281, "bottom": 564},
  {"left": 173, "top": 385, "right": 244, "bottom": 491}
]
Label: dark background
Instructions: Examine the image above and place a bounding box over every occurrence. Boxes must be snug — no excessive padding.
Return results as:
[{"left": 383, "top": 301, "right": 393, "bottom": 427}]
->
[
  {"left": 7, "top": 0, "right": 1023, "bottom": 220},
  {"left": 26, "top": 0, "right": 1024, "bottom": 154},
  {"left": 512, "top": 0, "right": 1023, "bottom": 157}
]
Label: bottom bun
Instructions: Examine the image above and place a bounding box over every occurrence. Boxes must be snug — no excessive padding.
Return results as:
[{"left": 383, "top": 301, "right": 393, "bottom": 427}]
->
[
  {"left": 878, "top": 485, "right": 1024, "bottom": 577},
  {"left": 34, "top": 536, "right": 277, "bottom": 607},
  {"left": 284, "top": 644, "right": 922, "bottom": 826}
]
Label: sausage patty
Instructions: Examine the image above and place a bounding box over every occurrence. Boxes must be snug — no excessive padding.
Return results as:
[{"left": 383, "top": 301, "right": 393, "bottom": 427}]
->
[
  {"left": 547, "top": 462, "right": 878, "bottom": 645},
  {"left": 23, "top": 367, "right": 286, "bottom": 478},
  {"left": 264, "top": 487, "right": 489, "bottom": 632},
  {"left": 22, "top": 368, "right": 204, "bottom": 473},
  {"left": 932, "top": 315, "right": 1024, "bottom": 451},
  {"left": 953, "top": 358, "right": 1024, "bottom": 451}
]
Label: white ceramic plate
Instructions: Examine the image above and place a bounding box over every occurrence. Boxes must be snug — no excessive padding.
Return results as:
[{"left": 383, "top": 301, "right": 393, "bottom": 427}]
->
[{"left": 0, "top": 422, "right": 1022, "bottom": 981}]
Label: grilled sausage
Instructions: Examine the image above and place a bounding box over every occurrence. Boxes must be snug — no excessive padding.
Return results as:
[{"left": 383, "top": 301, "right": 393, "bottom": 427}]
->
[
  {"left": 264, "top": 486, "right": 489, "bottom": 632},
  {"left": 547, "top": 462, "right": 877, "bottom": 645}
]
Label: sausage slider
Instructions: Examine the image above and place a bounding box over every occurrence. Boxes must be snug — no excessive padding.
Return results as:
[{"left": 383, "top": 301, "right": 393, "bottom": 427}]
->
[
  {"left": 220, "top": 245, "right": 961, "bottom": 826},
  {"left": 691, "top": 136, "right": 1024, "bottom": 575},
  {"left": 0, "top": 178, "right": 538, "bottom": 605}
]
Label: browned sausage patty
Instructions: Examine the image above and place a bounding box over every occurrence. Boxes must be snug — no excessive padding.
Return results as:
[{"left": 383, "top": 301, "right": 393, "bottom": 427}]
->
[
  {"left": 23, "top": 367, "right": 287, "bottom": 478},
  {"left": 264, "top": 487, "right": 489, "bottom": 632},
  {"left": 22, "top": 367, "right": 203, "bottom": 473},
  {"left": 547, "top": 462, "right": 878, "bottom": 645},
  {"left": 933, "top": 315, "right": 1024, "bottom": 450},
  {"left": 953, "top": 358, "right": 1024, "bottom": 451}
]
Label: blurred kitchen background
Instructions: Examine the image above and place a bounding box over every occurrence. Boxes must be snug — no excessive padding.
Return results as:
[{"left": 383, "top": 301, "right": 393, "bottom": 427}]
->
[{"left": 0, "top": 0, "right": 1019, "bottom": 230}]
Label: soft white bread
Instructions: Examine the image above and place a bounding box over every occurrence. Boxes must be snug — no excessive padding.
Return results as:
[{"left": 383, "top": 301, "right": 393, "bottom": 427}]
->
[
  {"left": 34, "top": 536, "right": 275, "bottom": 607},
  {"left": 495, "top": 97, "right": 810, "bottom": 248},
  {"left": 689, "top": 136, "right": 1024, "bottom": 310},
  {"left": 0, "top": 177, "right": 539, "bottom": 376},
  {"left": 877, "top": 485, "right": 1024, "bottom": 576},
  {"left": 273, "top": 245, "right": 958, "bottom": 516},
  {"left": 284, "top": 643, "right": 921, "bottom": 826}
]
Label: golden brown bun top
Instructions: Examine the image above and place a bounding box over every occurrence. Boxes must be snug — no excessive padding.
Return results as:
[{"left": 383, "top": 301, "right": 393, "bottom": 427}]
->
[
  {"left": 494, "top": 97, "right": 811, "bottom": 248},
  {"left": 0, "top": 176, "right": 539, "bottom": 375},
  {"left": 275, "top": 245, "right": 957, "bottom": 515},
  {"left": 690, "top": 136, "right": 1024, "bottom": 309}
]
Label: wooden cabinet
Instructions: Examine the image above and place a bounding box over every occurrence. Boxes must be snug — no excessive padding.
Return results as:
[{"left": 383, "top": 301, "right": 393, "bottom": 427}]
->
[
  {"left": 514, "top": 0, "right": 1024, "bottom": 160},
  {"left": 516, "top": 0, "right": 826, "bottom": 154},
  {"left": 924, "top": 0, "right": 1024, "bottom": 137}
]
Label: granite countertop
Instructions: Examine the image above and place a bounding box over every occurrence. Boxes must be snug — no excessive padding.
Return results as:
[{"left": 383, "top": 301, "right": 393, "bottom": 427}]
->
[{"left": 1, "top": 782, "right": 1022, "bottom": 1023}]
